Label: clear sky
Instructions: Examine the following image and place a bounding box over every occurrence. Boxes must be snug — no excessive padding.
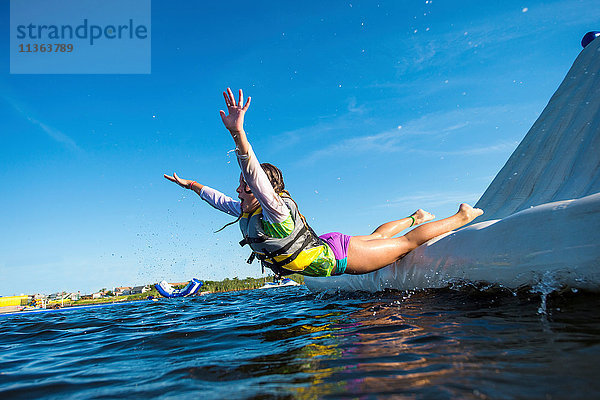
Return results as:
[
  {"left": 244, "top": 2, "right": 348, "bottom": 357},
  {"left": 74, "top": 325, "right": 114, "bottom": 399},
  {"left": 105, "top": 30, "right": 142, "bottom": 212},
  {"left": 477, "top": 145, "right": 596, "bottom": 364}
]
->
[{"left": 1, "top": 0, "right": 597, "bottom": 296}]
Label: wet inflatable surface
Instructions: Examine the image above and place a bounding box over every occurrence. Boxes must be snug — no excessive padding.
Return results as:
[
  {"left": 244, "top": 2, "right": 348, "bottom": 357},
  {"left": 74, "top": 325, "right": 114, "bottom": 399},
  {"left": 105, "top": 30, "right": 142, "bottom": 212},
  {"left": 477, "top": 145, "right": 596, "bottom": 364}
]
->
[{"left": 306, "top": 36, "right": 600, "bottom": 293}]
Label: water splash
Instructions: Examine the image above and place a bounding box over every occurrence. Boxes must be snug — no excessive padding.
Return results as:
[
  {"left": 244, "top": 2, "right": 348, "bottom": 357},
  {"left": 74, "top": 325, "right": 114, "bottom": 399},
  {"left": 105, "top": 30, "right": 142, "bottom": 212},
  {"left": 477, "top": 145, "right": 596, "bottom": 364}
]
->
[
  {"left": 530, "top": 271, "right": 561, "bottom": 315},
  {"left": 226, "top": 148, "right": 237, "bottom": 164}
]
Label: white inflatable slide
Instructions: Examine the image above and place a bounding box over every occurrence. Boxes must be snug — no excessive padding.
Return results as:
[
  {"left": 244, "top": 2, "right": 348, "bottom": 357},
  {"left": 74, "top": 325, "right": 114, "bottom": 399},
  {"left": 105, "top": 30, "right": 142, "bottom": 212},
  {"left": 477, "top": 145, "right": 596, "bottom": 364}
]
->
[{"left": 305, "top": 36, "right": 600, "bottom": 293}]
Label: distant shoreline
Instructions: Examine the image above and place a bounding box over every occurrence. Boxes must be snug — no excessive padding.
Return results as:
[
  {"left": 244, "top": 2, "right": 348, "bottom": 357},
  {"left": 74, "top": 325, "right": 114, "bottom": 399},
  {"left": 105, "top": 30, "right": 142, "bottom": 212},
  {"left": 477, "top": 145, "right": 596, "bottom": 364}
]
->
[
  {"left": 0, "top": 275, "right": 306, "bottom": 316},
  {"left": 0, "top": 299, "right": 153, "bottom": 317}
]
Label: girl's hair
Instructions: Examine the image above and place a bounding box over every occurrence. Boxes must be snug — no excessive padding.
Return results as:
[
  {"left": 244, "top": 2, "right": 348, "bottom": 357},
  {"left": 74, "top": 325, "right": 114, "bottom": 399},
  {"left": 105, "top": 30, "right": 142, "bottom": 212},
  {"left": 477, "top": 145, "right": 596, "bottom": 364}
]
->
[
  {"left": 259, "top": 163, "right": 287, "bottom": 195},
  {"left": 215, "top": 163, "right": 287, "bottom": 233}
]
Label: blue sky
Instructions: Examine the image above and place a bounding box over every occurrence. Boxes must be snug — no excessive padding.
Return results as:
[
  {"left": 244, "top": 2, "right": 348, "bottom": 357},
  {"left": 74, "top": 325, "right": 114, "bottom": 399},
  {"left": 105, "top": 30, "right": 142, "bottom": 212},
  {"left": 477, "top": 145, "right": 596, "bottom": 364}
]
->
[{"left": 1, "top": 0, "right": 597, "bottom": 295}]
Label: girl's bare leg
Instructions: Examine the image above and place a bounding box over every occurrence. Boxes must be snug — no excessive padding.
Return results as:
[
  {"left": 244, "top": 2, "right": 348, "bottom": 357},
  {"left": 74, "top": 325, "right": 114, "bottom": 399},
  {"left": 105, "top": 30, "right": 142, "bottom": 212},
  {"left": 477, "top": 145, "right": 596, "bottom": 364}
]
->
[
  {"left": 345, "top": 204, "right": 483, "bottom": 274},
  {"left": 353, "top": 209, "right": 435, "bottom": 240}
]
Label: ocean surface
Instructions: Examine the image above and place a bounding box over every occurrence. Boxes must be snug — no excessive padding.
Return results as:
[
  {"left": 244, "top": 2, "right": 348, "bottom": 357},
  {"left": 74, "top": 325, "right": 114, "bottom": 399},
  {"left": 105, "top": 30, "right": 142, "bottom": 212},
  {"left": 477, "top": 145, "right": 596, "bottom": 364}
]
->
[{"left": 1, "top": 285, "right": 599, "bottom": 399}]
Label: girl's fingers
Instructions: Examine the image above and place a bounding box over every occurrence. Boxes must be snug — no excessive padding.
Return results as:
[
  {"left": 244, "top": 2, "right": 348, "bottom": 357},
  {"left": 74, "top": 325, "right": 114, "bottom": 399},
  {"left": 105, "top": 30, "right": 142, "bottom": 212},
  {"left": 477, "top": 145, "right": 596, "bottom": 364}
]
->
[
  {"left": 173, "top": 172, "right": 183, "bottom": 184},
  {"left": 222, "top": 91, "right": 230, "bottom": 107},
  {"left": 164, "top": 173, "right": 189, "bottom": 188},
  {"left": 164, "top": 174, "right": 177, "bottom": 183},
  {"left": 226, "top": 88, "right": 236, "bottom": 106},
  {"left": 222, "top": 88, "right": 248, "bottom": 109}
]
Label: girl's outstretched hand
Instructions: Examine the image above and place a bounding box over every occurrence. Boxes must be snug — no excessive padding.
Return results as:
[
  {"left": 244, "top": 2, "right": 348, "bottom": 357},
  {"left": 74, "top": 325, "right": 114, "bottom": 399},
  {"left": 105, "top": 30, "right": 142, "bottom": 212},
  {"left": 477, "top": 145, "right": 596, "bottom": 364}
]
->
[
  {"left": 164, "top": 172, "right": 192, "bottom": 189},
  {"left": 220, "top": 88, "right": 251, "bottom": 134}
]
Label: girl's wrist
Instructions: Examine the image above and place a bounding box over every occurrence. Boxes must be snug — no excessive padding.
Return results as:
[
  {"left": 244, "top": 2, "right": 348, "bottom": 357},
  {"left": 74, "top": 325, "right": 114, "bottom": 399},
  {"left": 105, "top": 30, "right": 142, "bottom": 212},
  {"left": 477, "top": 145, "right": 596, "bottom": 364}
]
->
[
  {"left": 229, "top": 128, "right": 245, "bottom": 137},
  {"left": 188, "top": 181, "right": 198, "bottom": 190}
]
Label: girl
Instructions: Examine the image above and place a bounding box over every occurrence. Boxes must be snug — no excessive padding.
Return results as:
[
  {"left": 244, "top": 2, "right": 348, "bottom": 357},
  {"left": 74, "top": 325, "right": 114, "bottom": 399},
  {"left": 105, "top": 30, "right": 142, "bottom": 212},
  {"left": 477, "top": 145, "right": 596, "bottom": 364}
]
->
[{"left": 165, "top": 88, "right": 483, "bottom": 277}]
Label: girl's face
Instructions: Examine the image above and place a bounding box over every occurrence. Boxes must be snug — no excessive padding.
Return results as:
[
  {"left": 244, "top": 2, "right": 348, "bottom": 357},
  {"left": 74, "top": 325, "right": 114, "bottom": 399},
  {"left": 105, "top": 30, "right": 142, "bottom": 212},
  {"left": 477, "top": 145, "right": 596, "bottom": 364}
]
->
[{"left": 237, "top": 174, "right": 259, "bottom": 213}]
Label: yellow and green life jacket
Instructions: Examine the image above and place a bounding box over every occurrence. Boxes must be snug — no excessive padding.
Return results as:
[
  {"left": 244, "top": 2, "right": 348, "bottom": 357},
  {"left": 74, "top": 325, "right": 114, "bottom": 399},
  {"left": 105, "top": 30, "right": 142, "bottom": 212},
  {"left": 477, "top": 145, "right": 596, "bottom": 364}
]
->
[{"left": 239, "top": 196, "right": 324, "bottom": 277}]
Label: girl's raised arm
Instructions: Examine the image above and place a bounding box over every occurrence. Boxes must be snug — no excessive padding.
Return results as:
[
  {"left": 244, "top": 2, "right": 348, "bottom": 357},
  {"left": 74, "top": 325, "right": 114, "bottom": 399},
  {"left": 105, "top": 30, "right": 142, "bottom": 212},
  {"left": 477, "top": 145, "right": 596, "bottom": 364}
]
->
[
  {"left": 220, "top": 88, "right": 251, "bottom": 155},
  {"left": 219, "top": 88, "right": 289, "bottom": 224}
]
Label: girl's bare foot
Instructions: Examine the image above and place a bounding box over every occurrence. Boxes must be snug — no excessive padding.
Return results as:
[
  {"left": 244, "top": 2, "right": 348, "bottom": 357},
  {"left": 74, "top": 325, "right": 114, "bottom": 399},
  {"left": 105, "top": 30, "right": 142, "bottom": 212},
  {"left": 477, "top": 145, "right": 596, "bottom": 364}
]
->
[
  {"left": 411, "top": 209, "right": 435, "bottom": 226},
  {"left": 457, "top": 203, "right": 484, "bottom": 223}
]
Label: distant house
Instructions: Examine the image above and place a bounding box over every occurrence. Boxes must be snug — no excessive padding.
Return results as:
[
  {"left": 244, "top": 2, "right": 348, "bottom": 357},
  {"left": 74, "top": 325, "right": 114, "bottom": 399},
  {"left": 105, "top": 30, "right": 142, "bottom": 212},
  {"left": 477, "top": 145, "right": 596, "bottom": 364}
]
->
[
  {"left": 114, "top": 287, "right": 132, "bottom": 296},
  {"left": 47, "top": 292, "right": 79, "bottom": 301},
  {"left": 92, "top": 292, "right": 103, "bottom": 299},
  {"left": 69, "top": 292, "right": 80, "bottom": 301},
  {"left": 130, "top": 285, "right": 150, "bottom": 295},
  {"left": 48, "top": 292, "right": 63, "bottom": 301}
]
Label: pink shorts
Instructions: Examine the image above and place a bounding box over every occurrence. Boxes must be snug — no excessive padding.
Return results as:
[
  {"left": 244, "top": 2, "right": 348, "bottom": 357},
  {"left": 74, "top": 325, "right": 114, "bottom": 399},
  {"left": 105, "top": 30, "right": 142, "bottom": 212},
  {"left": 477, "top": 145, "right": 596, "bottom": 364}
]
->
[{"left": 319, "top": 232, "right": 352, "bottom": 275}]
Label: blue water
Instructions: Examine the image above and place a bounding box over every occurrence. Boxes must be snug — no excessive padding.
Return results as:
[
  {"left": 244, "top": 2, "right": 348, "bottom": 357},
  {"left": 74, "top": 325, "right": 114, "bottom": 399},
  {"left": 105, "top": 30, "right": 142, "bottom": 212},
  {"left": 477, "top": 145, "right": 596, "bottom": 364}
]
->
[{"left": 1, "top": 286, "right": 599, "bottom": 399}]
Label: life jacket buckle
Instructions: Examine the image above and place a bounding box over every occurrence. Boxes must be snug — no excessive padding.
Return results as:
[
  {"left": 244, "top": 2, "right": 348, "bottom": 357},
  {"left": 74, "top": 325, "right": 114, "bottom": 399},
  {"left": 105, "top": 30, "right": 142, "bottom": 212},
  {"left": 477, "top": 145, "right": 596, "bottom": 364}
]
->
[{"left": 246, "top": 252, "right": 256, "bottom": 264}]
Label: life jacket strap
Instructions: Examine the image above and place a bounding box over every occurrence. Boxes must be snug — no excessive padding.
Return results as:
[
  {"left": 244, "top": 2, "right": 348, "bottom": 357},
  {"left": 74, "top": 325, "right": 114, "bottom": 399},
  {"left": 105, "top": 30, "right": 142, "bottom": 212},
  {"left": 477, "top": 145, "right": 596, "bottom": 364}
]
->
[
  {"left": 243, "top": 224, "right": 309, "bottom": 269},
  {"left": 239, "top": 236, "right": 268, "bottom": 247},
  {"left": 262, "top": 233, "right": 315, "bottom": 270},
  {"left": 261, "top": 224, "right": 308, "bottom": 259}
]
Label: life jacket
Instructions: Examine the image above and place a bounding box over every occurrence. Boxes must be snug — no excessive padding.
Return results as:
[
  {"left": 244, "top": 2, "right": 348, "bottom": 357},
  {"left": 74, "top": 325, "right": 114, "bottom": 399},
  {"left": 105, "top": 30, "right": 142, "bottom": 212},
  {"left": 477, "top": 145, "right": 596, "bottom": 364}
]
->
[{"left": 239, "top": 195, "right": 323, "bottom": 277}]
